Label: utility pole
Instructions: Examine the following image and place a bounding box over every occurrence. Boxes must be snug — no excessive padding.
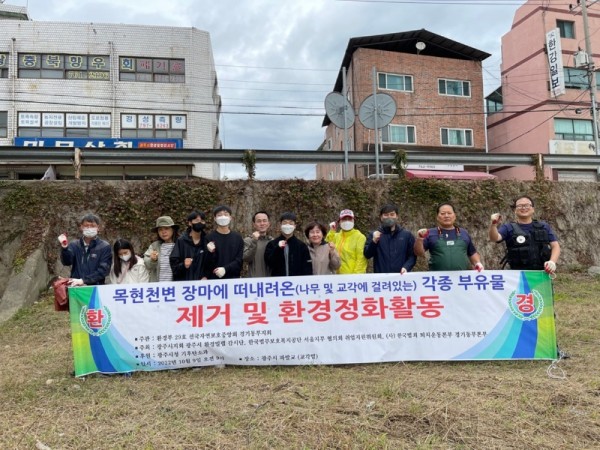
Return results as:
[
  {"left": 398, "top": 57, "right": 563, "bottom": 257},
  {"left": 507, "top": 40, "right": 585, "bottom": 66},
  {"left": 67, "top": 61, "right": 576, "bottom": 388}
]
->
[{"left": 579, "top": 0, "right": 600, "bottom": 155}]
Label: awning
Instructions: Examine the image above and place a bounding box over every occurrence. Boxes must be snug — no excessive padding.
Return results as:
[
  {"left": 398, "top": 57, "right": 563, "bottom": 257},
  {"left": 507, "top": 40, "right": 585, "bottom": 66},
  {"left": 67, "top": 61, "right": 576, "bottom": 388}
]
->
[{"left": 405, "top": 170, "right": 496, "bottom": 180}]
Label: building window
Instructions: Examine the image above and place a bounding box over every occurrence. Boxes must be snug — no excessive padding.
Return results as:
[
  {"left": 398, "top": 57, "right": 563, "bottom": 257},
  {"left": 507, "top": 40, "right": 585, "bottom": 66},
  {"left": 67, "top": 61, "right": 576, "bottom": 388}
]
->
[
  {"left": 378, "top": 72, "right": 413, "bottom": 92},
  {"left": 0, "top": 112, "right": 7, "bottom": 138},
  {"left": 17, "top": 112, "right": 111, "bottom": 137},
  {"left": 564, "top": 67, "right": 588, "bottom": 89},
  {"left": 0, "top": 53, "right": 8, "bottom": 78},
  {"left": 438, "top": 79, "right": 471, "bottom": 97},
  {"left": 120, "top": 113, "right": 187, "bottom": 138},
  {"left": 554, "top": 118, "right": 593, "bottom": 141},
  {"left": 441, "top": 128, "right": 473, "bottom": 146},
  {"left": 382, "top": 124, "right": 416, "bottom": 144},
  {"left": 119, "top": 57, "right": 185, "bottom": 83},
  {"left": 557, "top": 20, "right": 575, "bottom": 39},
  {"left": 17, "top": 54, "right": 110, "bottom": 80}
]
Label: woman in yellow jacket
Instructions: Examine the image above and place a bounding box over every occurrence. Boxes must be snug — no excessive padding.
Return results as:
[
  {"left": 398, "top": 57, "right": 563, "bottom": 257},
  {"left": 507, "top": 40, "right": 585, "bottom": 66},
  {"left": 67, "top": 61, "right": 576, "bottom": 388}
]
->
[{"left": 325, "top": 209, "right": 368, "bottom": 274}]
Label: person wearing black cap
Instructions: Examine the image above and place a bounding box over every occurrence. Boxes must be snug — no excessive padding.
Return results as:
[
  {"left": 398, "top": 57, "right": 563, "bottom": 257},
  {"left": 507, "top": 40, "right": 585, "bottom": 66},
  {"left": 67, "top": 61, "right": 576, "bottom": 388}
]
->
[
  {"left": 144, "top": 216, "right": 180, "bottom": 282},
  {"left": 264, "top": 212, "right": 312, "bottom": 277}
]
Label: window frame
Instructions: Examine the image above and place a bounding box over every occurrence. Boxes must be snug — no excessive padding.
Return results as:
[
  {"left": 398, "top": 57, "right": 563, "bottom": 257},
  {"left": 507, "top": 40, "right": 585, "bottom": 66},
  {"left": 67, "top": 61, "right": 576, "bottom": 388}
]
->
[
  {"left": 554, "top": 118, "right": 593, "bottom": 141},
  {"left": 382, "top": 124, "right": 416, "bottom": 144},
  {"left": 438, "top": 78, "right": 471, "bottom": 98},
  {"left": 557, "top": 20, "right": 575, "bottom": 39},
  {"left": 440, "top": 127, "right": 474, "bottom": 147},
  {"left": 377, "top": 72, "right": 413, "bottom": 93}
]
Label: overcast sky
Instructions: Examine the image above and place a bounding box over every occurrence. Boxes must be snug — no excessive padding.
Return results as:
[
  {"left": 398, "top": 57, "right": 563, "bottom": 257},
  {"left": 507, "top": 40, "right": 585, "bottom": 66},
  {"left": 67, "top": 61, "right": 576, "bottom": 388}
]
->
[{"left": 8, "top": 0, "right": 523, "bottom": 179}]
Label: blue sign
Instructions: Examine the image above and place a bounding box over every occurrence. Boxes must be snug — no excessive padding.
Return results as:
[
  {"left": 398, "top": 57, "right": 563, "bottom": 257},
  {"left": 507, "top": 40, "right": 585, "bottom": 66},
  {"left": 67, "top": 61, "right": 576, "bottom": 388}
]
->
[{"left": 14, "top": 138, "right": 183, "bottom": 149}]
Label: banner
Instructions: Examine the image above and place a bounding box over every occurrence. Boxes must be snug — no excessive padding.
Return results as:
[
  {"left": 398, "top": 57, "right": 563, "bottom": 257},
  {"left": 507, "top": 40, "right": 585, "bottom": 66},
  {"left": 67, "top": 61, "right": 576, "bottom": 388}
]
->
[
  {"left": 68, "top": 271, "right": 557, "bottom": 376},
  {"left": 14, "top": 137, "right": 183, "bottom": 149},
  {"left": 546, "top": 28, "right": 565, "bottom": 97}
]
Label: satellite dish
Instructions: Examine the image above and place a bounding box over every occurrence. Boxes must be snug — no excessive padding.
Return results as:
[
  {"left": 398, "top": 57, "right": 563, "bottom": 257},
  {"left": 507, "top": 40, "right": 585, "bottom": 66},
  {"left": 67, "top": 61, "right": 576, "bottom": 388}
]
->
[
  {"left": 358, "top": 93, "right": 396, "bottom": 129},
  {"left": 324, "top": 92, "right": 355, "bottom": 129}
]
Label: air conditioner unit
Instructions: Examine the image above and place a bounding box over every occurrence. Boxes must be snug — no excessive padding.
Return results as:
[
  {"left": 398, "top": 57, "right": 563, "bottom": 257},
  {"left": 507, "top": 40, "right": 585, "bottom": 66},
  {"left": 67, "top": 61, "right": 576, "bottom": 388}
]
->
[{"left": 575, "top": 51, "right": 590, "bottom": 68}]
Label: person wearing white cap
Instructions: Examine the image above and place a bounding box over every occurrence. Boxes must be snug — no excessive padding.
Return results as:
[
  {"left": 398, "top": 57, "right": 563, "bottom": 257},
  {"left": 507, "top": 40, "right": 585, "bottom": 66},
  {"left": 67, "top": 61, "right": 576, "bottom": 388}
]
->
[
  {"left": 144, "top": 216, "right": 180, "bottom": 282},
  {"left": 326, "top": 209, "right": 367, "bottom": 274}
]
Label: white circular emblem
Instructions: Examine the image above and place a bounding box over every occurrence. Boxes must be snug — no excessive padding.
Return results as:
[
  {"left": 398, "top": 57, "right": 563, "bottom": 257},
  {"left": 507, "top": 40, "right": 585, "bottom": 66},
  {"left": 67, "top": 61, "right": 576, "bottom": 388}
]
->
[{"left": 516, "top": 236, "right": 526, "bottom": 244}]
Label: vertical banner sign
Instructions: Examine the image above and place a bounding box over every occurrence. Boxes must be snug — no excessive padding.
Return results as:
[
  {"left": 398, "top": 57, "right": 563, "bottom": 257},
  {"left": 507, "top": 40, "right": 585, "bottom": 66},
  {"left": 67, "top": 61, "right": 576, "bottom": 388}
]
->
[
  {"left": 546, "top": 28, "right": 565, "bottom": 97},
  {"left": 68, "top": 271, "right": 557, "bottom": 376}
]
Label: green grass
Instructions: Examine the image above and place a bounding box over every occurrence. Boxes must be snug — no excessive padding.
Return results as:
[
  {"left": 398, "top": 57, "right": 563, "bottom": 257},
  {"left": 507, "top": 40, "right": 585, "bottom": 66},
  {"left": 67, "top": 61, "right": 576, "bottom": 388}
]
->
[{"left": 0, "top": 273, "right": 599, "bottom": 449}]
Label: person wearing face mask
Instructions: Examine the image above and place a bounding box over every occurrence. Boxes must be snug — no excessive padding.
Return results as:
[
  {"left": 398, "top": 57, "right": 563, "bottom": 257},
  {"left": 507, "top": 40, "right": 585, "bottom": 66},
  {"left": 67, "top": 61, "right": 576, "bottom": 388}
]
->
[
  {"left": 170, "top": 210, "right": 211, "bottom": 281},
  {"left": 264, "top": 212, "right": 312, "bottom": 277},
  {"left": 58, "top": 213, "right": 112, "bottom": 287},
  {"left": 109, "top": 239, "right": 149, "bottom": 285},
  {"left": 305, "top": 221, "right": 341, "bottom": 275},
  {"left": 144, "top": 216, "right": 180, "bottom": 282},
  {"left": 204, "top": 205, "right": 244, "bottom": 279},
  {"left": 364, "top": 204, "right": 416, "bottom": 274},
  {"left": 414, "top": 202, "right": 484, "bottom": 272},
  {"left": 325, "top": 209, "right": 368, "bottom": 274},
  {"left": 243, "top": 211, "right": 273, "bottom": 278}
]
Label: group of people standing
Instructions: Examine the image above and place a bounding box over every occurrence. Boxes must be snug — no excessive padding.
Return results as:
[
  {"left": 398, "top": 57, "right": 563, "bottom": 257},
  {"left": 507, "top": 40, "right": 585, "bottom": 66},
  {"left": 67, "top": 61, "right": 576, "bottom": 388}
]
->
[{"left": 58, "top": 195, "right": 560, "bottom": 287}]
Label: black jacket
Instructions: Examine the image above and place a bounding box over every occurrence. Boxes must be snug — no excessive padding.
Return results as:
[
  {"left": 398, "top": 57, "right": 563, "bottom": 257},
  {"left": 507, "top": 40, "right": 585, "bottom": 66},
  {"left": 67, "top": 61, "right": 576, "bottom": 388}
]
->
[
  {"left": 264, "top": 235, "right": 312, "bottom": 277},
  {"left": 170, "top": 231, "right": 210, "bottom": 281}
]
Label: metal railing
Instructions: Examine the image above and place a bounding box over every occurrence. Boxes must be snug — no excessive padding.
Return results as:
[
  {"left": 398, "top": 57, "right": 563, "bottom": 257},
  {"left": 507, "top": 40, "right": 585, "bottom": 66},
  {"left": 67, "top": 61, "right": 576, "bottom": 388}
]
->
[{"left": 1, "top": 147, "right": 600, "bottom": 169}]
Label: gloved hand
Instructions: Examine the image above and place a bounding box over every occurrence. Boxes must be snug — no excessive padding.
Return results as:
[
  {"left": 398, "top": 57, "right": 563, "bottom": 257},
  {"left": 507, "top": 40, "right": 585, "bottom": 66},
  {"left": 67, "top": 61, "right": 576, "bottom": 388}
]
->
[
  {"left": 474, "top": 262, "right": 484, "bottom": 272},
  {"left": 329, "top": 221, "right": 337, "bottom": 231},
  {"left": 68, "top": 278, "right": 84, "bottom": 287},
  {"left": 278, "top": 240, "right": 287, "bottom": 249},
  {"left": 213, "top": 267, "right": 226, "bottom": 278},
  {"left": 207, "top": 241, "right": 216, "bottom": 253},
  {"left": 490, "top": 213, "right": 502, "bottom": 225},
  {"left": 373, "top": 231, "right": 381, "bottom": 243},
  {"left": 544, "top": 261, "right": 556, "bottom": 274},
  {"left": 400, "top": 267, "right": 407, "bottom": 275},
  {"left": 417, "top": 228, "right": 429, "bottom": 239},
  {"left": 58, "top": 234, "right": 68, "bottom": 248}
]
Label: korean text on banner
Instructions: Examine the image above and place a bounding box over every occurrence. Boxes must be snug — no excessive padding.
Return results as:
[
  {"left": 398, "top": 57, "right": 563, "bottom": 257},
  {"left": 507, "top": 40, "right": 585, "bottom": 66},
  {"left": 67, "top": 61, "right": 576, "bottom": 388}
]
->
[{"left": 68, "top": 271, "right": 557, "bottom": 376}]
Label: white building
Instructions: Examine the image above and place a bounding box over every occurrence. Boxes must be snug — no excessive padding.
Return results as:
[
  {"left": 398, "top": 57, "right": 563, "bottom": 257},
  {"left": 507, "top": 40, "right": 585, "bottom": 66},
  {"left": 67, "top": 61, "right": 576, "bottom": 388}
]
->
[{"left": 0, "top": 3, "right": 221, "bottom": 179}]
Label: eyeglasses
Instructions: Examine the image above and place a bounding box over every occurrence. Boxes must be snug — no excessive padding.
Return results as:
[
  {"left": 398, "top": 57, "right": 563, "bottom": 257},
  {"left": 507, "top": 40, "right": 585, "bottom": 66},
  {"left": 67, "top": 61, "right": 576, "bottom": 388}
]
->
[{"left": 515, "top": 204, "right": 533, "bottom": 209}]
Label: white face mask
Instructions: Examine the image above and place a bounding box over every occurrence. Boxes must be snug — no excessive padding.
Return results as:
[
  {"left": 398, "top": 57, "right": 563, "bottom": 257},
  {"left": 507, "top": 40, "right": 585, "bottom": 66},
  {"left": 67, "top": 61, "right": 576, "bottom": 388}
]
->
[
  {"left": 281, "top": 224, "right": 295, "bottom": 235},
  {"left": 340, "top": 221, "right": 354, "bottom": 231},
  {"left": 82, "top": 227, "right": 98, "bottom": 238},
  {"left": 120, "top": 253, "right": 131, "bottom": 262},
  {"left": 215, "top": 216, "right": 231, "bottom": 227}
]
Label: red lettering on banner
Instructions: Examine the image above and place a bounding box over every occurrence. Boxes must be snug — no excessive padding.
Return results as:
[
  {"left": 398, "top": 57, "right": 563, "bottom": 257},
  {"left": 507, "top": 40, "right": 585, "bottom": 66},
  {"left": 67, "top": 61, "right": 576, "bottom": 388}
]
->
[{"left": 86, "top": 309, "right": 104, "bottom": 328}]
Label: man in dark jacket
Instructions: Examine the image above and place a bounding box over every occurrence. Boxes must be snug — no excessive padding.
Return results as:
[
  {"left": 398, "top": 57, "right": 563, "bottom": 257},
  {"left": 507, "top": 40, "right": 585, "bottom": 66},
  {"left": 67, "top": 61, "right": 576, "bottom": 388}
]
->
[
  {"left": 170, "top": 210, "right": 210, "bottom": 281},
  {"left": 264, "top": 212, "right": 312, "bottom": 277},
  {"left": 364, "top": 204, "right": 416, "bottom": 274},
  {"left": 59, "top": 213, "right": 112, "bottom": 286}
]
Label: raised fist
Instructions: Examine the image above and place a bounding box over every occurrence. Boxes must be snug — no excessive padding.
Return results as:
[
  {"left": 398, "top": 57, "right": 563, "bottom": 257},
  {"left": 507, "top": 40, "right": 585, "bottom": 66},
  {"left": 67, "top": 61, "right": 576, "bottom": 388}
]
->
[
  {"left": 58, "top": 234, "right": 68, "bottom": 248},
  {"left": 373, "top": 231, "right": 381, "bottom": 243},
  {"left": 544, "top": 261, "right": 556, "bottom": 274},
  {"left": 417, "top": 228, "right": 429, "bottom": 239},
  {"left": 490, "top": 213, "right": 502, "bottom": 225},
  {"left": 207, "top": 241, "right": 216, "bottom": 253},
  {"left": 278, "top": 240, "right": 287, "bottom": 249}
]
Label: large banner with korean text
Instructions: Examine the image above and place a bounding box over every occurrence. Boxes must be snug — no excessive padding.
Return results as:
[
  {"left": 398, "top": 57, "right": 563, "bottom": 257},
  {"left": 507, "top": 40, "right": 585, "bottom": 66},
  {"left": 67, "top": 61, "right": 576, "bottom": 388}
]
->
[{"left": 68, "top": 271, "right": 557, "bottom": 376}]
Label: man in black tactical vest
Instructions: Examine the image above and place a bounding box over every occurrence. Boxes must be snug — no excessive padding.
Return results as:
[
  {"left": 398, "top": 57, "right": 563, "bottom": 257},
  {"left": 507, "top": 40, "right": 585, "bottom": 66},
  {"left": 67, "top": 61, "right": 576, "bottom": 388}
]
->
[{"left": 488, "top": 195, "right": 560, "bottom": 274}]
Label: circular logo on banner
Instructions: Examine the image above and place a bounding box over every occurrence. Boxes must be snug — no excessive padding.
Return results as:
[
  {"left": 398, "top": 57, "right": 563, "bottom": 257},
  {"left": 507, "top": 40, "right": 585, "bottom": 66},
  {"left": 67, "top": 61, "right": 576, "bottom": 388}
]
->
[
  {"left": 516, "top": 235, "right": 526, "bottom": 244},
  {"left": 80, "top": 306, "right": 112, "bottom": 336},
  {"left": 508, "top": 290, "right": 544, "bottom": 321}
]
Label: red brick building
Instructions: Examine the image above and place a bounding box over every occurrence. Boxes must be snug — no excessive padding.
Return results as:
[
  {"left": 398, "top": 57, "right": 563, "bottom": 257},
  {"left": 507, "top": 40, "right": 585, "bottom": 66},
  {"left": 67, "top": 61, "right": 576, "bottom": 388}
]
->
[{"left": 318, "top": 30, "right": 491, "bottom": 180}]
